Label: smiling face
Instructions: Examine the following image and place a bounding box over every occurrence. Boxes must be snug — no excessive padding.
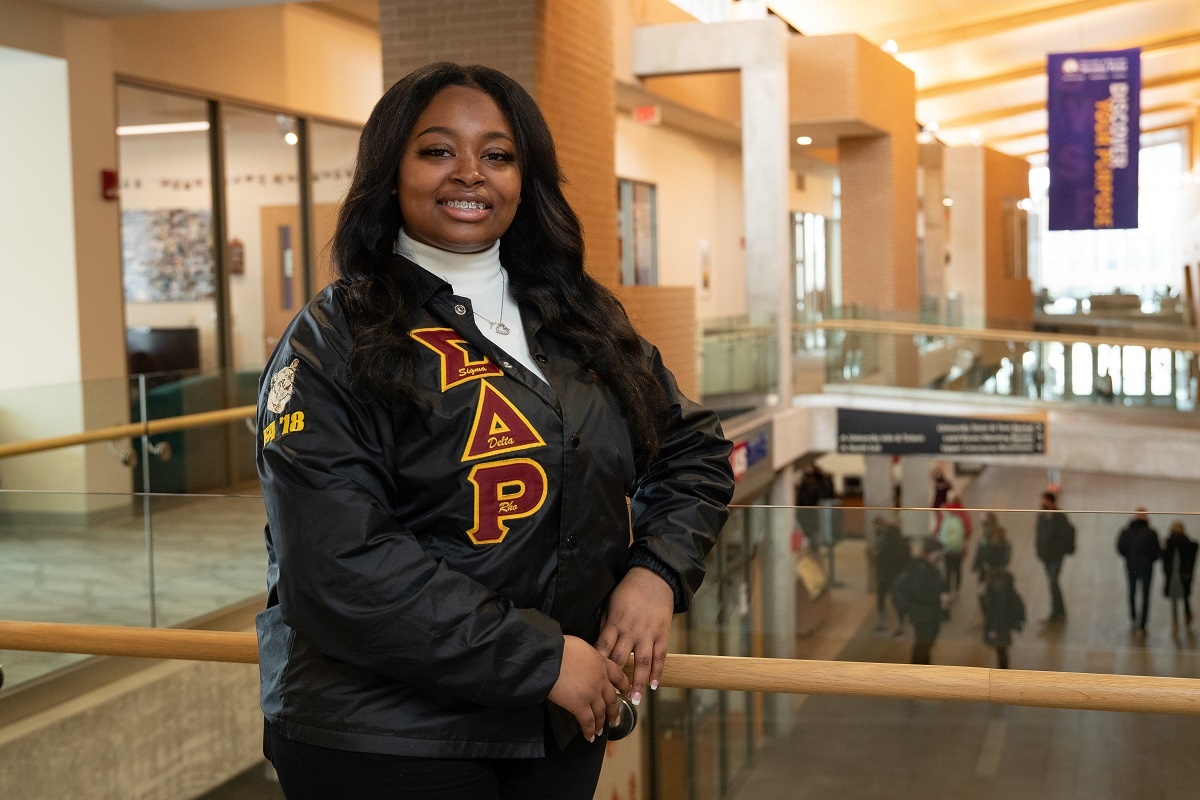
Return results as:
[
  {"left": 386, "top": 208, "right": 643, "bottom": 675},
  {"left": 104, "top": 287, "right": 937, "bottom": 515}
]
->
[{"left": 397, "top": 85, "right": 522, "bottom": 254}]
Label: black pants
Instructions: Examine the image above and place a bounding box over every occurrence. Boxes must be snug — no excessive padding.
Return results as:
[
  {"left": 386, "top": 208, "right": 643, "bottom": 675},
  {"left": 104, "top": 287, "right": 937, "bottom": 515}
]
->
[
  {"left": 943, "top": 552, "right": 963, "bottom": 593},
  {"left": 265, "top": 721, "right": 606, "bottom": 800},
  {"left": 1127, "top": 567, "right": 1153, "bottom": 629},
  {"left": 1043, "top": 558, "right": 1065, "bottom": 618},
  {"left": 911, "top": 622, "right": 939, "bottom": 665}
]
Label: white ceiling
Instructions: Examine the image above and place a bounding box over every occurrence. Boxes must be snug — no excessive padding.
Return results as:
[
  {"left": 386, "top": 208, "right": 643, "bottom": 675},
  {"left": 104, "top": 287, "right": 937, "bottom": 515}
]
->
[{"left": 769, "top": 0, "right": 1200, "bottom": 157}]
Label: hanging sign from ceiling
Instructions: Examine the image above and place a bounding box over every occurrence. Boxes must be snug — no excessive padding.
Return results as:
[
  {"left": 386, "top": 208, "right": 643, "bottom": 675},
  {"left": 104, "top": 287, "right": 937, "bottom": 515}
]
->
[{"left": 1047, "top": 48, "right": 1141, "bottom": 231}]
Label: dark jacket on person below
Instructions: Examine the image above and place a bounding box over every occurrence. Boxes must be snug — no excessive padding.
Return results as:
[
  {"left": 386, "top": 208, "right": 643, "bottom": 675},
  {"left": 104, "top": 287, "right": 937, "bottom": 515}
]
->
[
  {"left": 875, "top": 525, "right": 910, "bottom": 594},
  {"left": 891, "top": 558, "right": 946, "bottom": 636},
  {"left": 1117, "top": 519, "right": 1162, "bottom": 574},
  {"left": 1162, "top": 532, "right": 1198, "bottom": 597},
  {"left": 1036, "top": 511, "right": 1074, "bottom": 563},
  {"left": 980, "top": 570, "right": 1025, "bottom": 648},
  {"left": 256, "top": 262, "right": 735, "bottom": 760}
]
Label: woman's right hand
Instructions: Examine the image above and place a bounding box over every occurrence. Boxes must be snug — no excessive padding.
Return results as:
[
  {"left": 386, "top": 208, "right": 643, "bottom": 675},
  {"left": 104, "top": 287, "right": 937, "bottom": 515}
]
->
[{"left": 548, "top": 635, "right": 631, "bottom": 742}]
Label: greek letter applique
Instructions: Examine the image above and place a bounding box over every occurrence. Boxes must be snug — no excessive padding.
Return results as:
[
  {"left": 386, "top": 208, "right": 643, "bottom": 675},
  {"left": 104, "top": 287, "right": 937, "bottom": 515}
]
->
[
  {"left": 461, "top": 380, "right": 546, "bottom": 461},
  {"left": 466, "top": 458, "right": 549, "bottom": 545},
  {"left": 411, "top": 327, "right": 504, "bottom": 391}
]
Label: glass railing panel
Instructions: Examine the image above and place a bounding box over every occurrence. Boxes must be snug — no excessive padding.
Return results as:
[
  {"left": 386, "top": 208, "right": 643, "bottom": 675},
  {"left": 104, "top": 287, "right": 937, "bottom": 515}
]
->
[
  {"left": 803, "top": 326, "right": 1199, "bottom": 411},
  {"left": 650, "top": 504, "right": 1200, "bottom": 799},
  {"left": 0, "top": 371, "right": 260, "bottom": 498},
  {"left": 0, "top": 489, "right": 153, "bottom": 689},
  {"left": 699, "top": 315, "right": 779, "bottom": 414},
  {"left": 131, "top": 367, "right": 260, "bottom": 495},
  {"left": 0, "top": 488, "right": 267, "bottom": 692},
  {"left": 148, "top": 491, "right": 266, "bottom": 629}
]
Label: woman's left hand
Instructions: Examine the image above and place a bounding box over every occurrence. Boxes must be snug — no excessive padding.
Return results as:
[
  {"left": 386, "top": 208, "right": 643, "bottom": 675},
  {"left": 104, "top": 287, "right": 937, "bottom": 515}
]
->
[{"left": 594, "top": 566, "right": 675, "bottom": 706}]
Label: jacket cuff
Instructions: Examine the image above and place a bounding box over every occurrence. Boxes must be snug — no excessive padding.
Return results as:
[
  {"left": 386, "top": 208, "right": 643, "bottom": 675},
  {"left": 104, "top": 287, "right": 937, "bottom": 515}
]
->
[{"left": 627, "top": 549, "right": 687, "bottom": 613}]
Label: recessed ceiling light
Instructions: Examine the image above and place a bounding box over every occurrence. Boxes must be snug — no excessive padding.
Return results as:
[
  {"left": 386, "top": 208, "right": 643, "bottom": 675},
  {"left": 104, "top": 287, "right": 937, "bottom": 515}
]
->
[
  {"left": 284, "top": 132, "right": 299, "bottom": 146},
  {"left": 942, "top": 197, "right": 954, "bottom": 207},
  {"left": 881, "top": 39, "right": 899, "bottom": 54},
  {"left": 796, "top": 136, "right": 813, "bottom": 145}
]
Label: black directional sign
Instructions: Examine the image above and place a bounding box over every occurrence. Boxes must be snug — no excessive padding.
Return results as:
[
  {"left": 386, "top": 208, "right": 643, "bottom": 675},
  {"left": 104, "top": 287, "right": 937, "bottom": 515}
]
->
[{"left": 836, "top": 408, "right": 1047, "bottom": 456}]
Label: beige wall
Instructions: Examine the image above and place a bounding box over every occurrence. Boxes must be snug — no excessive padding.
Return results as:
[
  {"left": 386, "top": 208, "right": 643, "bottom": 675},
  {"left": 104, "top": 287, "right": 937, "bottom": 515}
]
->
[
  {"left": 790, "top": 35, "right": 920, "bottom": 316},
  {"left": 111, "top": 6, "right": 381, "bottom": 124},
  {"left": 944, "top": 146, "right": 987, "bottom": 325},
  {"left": 944, "top": 145, "right": 1033, "bottom": 327},
  {"left": 615, "top": 111, "right": 747, "bottom": 321},
  {"left": 983, "top": 147, "right": 1033, "bottom": 326}
]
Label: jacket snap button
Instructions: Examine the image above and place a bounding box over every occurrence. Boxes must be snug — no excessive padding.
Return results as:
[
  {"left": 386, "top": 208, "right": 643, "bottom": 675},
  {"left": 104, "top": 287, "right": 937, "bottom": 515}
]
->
[
  {"left": 535, "top": 353, "right": 547, "bottom": 363},
  {"left": 454, "top": 304, "right": 467, "bottom": 315},
  {"left": 503, "top": 361, "right": 513, "bottom": 369},
  {"left": 570, "top": 434, "right": 580, "bottom": 448}
]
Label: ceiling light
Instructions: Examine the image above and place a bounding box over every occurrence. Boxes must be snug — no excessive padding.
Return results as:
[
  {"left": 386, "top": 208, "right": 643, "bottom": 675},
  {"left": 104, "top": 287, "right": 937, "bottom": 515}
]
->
[
  {"left": 942, "top": 197, "right": 954, "bottom": 207},
  {"left": 284, "top": 132, "right": 299, "bottom": 146},
  {"left": 968, "top": 129, "right": 983, "bottom": 146},
  {"left": 796, "top": 136, "right": 813, "bottom": 145},
  {"left": 116, "top": 121, "right": 210, "bottom": 136},
  {"left": 923, "top": 120, "right": 940, "bottom": 133},
  {"left": 917, "top": 131, "right": 934, "bottom": 144},
  {"left": 881, "top": 39, "right": 899, "bottom": 54}
]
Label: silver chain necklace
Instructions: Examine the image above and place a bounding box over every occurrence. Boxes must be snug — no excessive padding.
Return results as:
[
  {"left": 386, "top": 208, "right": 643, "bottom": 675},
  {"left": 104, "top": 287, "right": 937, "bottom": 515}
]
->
[{"left": 472, "top": 271, "right": 510, "bottom": 335}]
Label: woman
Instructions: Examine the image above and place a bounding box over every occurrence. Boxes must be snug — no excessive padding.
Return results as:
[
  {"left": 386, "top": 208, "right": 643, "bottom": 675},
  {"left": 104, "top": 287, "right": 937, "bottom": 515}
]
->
[
  {"left": 979, "top": 568, "right": 1025, "bottom": 669},
  {"left": 256, "top": 62, "right": 734, "bottom": 799},
  {"left": 971, "top": 512, "right": 1011, "bottom": 583},
  {"left": 1162, "top": 521, "right": 1198, "bottom": 630}
]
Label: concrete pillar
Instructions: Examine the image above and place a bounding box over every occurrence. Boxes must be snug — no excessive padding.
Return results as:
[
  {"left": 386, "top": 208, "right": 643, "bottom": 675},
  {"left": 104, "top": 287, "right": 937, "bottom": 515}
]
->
[
  {"left": 863, "top": 454, "right": 893, "bottom": 511},
  {"left": 899, "top": 455, "right": 934, "bottom": 538},
  {"left": 633, "top": 18, "right": 792, "bottom": 405}
]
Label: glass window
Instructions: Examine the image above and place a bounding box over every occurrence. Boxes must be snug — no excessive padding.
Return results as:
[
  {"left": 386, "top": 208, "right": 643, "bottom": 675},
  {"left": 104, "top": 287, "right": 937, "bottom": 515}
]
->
[
  {"left": 117, "top": 84, "right": 216, "bottom": 377},
  {"left": 310, "top": 120, "right": 361, "bottom": 293},
  {"left": 222, "top": 105, "right": 306, "bottom": 371},
  {"left": 617, "top": 178, "right": 658, "bottom": 286}
]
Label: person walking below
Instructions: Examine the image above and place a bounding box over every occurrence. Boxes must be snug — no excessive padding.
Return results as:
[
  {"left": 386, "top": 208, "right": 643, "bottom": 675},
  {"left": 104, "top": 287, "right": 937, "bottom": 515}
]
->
[
  {"left": 892, "top": 538, "right": 950, "bottom": 665},
  {"left": 1035, "top": 491, "right": 1075, "bottom": 624},
  {"left": 979, "top": 568, "right": 1025, "bottom": 669},
  {"left": 972, "top": 512, "right": 1012, "bottom": 584},
  {"left": 1117, "top": 508, "right": 1161, "bottom": 633},
  {"left": 935, "top": 497, "right": 970, "bottom": 593},
  {"left": 1162, "top": 521, "right": 1198, "bottom": 631},
  {"left": 870, "top": 515, "right": 911, "bottom": 632}
]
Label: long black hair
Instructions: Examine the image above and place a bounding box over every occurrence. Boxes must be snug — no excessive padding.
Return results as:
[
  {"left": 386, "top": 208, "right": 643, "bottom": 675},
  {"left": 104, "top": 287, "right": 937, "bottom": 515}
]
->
[{"left": 331, "top": 62, "right": 668, "bottom": 461}]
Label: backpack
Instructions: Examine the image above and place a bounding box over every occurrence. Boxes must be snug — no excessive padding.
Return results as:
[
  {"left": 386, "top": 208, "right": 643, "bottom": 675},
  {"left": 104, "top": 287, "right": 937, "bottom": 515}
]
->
[
  {"left": 938, "top": 514, "right": 966, "bottom": 553},
  {"left": 1061, "top": 519, "right": 1076, "bottom": 555}
]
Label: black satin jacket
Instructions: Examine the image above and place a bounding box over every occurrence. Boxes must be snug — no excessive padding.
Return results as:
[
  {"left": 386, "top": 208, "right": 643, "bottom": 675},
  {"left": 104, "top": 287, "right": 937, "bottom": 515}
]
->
[{"left": 255, "top": 261, "right": 734, "bottom": 758}]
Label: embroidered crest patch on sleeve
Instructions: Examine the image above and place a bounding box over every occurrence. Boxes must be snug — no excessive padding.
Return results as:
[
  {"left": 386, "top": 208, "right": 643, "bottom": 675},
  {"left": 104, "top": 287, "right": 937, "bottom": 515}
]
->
[{"left": 267, "top": 358, "right": 300, "bottom": 414}]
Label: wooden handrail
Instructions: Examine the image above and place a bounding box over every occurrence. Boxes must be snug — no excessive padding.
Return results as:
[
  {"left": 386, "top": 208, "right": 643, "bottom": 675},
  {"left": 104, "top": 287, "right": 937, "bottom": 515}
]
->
[
  {"left": 0, "top": 405, "right": 255, "bottom": 460},
  {"left": 3, "top": 621, "right": 1199, "bottom": 716},
  {"left": 797, "top": 318, "right": 1200, "bottom": 354}
]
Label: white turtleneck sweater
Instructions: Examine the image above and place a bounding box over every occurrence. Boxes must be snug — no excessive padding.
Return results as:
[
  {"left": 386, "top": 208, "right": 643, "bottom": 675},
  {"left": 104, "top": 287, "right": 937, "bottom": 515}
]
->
[{"left": 396, "top": 229, "right": 548, "bottom": 385}]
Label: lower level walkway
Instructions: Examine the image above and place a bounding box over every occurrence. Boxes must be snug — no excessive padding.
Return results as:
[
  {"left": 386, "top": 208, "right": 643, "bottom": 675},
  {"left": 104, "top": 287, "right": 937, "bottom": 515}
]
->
[{"left": 729, "top": 465, "right": 1200, "bottom": 799}]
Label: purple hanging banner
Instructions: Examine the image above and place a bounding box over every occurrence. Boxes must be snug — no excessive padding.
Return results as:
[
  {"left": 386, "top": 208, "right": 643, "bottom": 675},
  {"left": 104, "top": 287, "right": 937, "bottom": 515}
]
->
[{"left": 1046, "top": 48, "right": 1140, "bottom": 231}]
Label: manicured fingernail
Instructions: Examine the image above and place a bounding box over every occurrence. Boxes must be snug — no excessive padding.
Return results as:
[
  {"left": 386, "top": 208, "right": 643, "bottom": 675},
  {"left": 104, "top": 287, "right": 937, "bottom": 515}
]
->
[
  {"left": 588, "top": 734, "right": 596, "bottom": 742},
  {"left": 630, "top": 691, "right": 642, "bottom": 706},
  {"left": 650, "top": 680, "right": 659, "bottom": 690}
]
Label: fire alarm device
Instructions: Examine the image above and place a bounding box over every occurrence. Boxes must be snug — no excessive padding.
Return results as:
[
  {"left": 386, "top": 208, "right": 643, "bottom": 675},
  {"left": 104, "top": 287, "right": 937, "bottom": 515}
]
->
[{"left": 101, "top": 170, "right": 119, "bottom": 201}]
